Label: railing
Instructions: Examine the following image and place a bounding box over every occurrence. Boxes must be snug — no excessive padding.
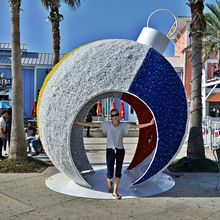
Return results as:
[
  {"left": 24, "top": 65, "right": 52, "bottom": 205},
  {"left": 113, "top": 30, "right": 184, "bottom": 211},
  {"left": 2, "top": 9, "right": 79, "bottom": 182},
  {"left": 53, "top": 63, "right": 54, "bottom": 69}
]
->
[
  {"left": 202, "top": 116, "right": 220, "bottom": 191},
  {"left": 202, "top": 116, "right": 220, "bottom": 149}
]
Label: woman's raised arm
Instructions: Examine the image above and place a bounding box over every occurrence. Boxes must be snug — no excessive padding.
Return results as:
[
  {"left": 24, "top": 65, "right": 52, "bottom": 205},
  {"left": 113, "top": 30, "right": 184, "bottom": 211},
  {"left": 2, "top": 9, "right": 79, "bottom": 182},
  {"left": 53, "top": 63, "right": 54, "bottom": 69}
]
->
[
  {"left": 75, "top": 120, "right": 101, "bottom": 128},
  {"left": 130, "top": 119, "right": 154, "bottom": 129}
]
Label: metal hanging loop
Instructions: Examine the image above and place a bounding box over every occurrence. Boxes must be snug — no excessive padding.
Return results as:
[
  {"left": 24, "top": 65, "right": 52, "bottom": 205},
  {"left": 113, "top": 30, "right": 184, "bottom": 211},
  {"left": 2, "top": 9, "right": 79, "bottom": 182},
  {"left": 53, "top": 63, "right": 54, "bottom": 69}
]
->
[{"left": 146, "top": 9, "right": 178, "bottom": 38}]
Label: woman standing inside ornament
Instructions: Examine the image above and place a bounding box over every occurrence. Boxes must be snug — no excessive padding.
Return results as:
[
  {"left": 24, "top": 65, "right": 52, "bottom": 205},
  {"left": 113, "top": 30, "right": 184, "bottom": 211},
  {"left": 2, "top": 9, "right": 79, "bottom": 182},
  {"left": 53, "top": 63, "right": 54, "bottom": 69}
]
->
[{"left": 76, "top": 108, "right": 154, "bottom": 199}]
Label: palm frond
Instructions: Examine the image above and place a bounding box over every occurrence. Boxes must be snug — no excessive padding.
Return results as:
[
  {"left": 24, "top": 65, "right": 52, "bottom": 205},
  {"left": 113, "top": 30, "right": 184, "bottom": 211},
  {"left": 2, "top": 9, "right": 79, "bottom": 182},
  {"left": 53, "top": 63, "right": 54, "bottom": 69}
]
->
[
  {"left": 41, "top": 0, "right": 50, "bottom": 9},
  {"left": 202, "top": 0, "right": 220, "bottom": 61},
  {"left": 41, "top": 0, "right": 61, "bottom": 10},
  {"left": 206, "top": 17, "right": 219, "bottom": 28},
  {"left": 63, "top": 0, "right": 80, "bottom": 9},
  {"left": 205, "top": 14, "right": 220, "bottom": 31},
  {"left": 203, "top": 43, "right": 217, "bottom": 61},
  {"left": 206, "top": 1, "right": 220, "bottom": 23}
]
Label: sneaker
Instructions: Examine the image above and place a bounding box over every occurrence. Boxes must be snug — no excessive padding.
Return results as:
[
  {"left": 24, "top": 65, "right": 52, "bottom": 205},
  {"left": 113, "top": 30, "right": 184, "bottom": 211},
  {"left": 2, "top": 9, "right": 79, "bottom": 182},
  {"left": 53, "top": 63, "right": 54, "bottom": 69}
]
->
[{"left": 3, "top": 151, "right": 8, "bottom": 155}]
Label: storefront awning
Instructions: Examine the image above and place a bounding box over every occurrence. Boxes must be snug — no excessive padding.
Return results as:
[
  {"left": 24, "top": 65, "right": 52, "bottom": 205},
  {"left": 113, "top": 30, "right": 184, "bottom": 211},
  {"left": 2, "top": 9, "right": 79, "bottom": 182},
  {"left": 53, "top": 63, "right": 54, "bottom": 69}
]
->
[{"left": 207, "top": 93, "right": 220, "bottom": 102}]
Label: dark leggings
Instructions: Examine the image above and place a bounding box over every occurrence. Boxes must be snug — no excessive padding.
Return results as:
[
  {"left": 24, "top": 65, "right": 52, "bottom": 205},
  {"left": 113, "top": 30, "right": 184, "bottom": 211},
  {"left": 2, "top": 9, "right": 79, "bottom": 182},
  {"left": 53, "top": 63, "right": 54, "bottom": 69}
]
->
[{"left": 106, "top": 148, "right": 125, "bottom": 179}]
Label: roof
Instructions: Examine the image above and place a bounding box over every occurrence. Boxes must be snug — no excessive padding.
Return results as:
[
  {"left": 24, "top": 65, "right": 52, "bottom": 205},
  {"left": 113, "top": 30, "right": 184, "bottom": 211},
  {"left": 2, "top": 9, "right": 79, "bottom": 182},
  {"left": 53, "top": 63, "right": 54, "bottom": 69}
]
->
[
  {"left": 0, "top": 52, "right": 64, "bottom": 66},
  {"left": 0, "top": 43, "right": 27, "bottom": 51},
  {"left": 0, "top": 42, "right": 64, "bottom": 66},
  {"left": 207, "top": 93, "right": 220, "bottom": 102}
]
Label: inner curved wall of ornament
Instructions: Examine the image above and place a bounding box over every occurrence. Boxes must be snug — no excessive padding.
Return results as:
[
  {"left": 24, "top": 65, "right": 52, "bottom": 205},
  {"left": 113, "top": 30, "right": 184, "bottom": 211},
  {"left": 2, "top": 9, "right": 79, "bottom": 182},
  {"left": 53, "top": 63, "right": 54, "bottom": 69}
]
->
[{"left": 71, "top": 91, "right": 157, "bottom": 187}]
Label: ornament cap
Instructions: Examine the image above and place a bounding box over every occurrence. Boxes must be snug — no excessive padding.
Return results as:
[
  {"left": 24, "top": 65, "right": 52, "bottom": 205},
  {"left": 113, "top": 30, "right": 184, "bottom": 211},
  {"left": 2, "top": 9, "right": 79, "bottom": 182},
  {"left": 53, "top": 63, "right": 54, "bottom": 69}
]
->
[
  {"left": 137, "top": 27, "right": 170, "bottom": 54},
  {"left": 137, "top": 9, "right": 178, "bottom": 54}
]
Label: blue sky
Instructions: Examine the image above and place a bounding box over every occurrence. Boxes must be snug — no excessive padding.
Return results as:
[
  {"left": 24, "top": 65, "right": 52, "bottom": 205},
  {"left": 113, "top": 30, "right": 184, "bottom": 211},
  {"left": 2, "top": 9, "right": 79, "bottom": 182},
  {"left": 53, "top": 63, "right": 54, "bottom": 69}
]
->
[{"left": 0, "top": 0, "right": 216, "bottom": 56}]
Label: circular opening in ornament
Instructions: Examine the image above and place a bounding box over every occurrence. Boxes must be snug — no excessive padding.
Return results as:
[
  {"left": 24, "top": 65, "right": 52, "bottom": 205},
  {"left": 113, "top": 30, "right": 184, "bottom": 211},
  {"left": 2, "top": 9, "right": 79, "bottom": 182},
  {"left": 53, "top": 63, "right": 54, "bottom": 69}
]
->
[{"left": 69, "top": 91, "right": 157, "bottom": 185}]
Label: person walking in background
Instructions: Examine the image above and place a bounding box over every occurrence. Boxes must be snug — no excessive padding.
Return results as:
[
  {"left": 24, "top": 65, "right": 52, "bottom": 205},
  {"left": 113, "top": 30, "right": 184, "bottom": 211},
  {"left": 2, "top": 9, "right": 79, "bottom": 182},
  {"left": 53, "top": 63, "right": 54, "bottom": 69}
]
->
[
  {"left": 0, "top": 110, "right": 9, "bottom": 159},
  {"left": 25, "top": 122, "right": 37, "bottom": 155},
  {"left": 3, "top": 108, "right": 12, "bottom": 155},
  {"left": 85, "top": 112, "right": 93, "bottom": 137},
  {"left": 76, "top": 108, "right": 154, "bottom": 199}
]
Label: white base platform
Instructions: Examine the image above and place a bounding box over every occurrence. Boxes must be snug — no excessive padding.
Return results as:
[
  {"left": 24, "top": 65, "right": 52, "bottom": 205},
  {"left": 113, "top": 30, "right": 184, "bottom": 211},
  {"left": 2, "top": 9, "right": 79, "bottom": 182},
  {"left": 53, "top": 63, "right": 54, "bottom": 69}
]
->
[{"left": 46, "top": 165, "right": 175, "bottom": 199}]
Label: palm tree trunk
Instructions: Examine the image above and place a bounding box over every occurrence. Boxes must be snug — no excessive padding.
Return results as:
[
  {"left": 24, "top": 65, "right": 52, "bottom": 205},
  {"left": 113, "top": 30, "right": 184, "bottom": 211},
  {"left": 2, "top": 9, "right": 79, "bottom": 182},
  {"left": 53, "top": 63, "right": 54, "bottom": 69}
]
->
[
  {"left": 52, "top": 16, "right": 60, "bottom": 66},
  {"left": 187, "top": 0, "right": 206, "bottom": 159},
  {"left": 41, "top": 0, "right": 80, "bottom": 66},
  {"left": 9, "top": 0, "right": 26, "bottom": 159}
]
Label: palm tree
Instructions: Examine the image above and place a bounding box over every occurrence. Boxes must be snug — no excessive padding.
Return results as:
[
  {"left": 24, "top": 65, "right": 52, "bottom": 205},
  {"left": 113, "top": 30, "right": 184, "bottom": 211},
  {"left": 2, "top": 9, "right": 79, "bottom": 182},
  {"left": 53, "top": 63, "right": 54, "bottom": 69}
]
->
[
  {"left": 9, "top": 0, "right": 27, "bottom": 159},
  {"left": 187, "top": 0, "right": 206, "bottom": 159},
  {"left": 41, "top": 0, "right": 80, "bottom": 66},
  {"left": 203, "top": 0, "right": 220, "bottom": 63}
]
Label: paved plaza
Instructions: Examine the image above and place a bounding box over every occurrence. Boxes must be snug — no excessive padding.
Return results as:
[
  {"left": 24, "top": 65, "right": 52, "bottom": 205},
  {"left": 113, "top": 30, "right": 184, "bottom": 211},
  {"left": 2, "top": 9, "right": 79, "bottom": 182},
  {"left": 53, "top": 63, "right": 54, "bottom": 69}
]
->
[{"left": 0, "top": 137, "right": 220, "bottom": 220}]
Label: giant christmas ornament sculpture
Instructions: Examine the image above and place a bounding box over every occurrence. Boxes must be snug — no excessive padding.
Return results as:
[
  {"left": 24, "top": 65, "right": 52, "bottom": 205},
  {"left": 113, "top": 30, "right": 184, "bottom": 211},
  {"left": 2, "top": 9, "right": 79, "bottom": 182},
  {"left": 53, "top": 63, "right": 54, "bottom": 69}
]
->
[{"left": 38, "top": 25, "right": 187, "bottom": 198}]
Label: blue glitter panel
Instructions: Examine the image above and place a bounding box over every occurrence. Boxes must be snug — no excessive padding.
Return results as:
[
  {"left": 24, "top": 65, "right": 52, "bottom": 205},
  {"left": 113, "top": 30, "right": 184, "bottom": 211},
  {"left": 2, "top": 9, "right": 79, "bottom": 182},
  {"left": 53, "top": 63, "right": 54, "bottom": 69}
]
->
[{"left": 129, "top": 48, "right": 188, "bottom": 185}]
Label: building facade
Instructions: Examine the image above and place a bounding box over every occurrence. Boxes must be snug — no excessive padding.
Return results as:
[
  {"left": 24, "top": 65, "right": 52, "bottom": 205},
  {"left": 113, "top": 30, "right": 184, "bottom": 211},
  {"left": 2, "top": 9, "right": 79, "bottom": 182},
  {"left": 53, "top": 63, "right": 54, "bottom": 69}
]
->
[
  {"left": 0, "top": 43, "right": 54, "bottom": 118},
  {"left": 168, "top": 17, "right": 220, "bottom": 118}
]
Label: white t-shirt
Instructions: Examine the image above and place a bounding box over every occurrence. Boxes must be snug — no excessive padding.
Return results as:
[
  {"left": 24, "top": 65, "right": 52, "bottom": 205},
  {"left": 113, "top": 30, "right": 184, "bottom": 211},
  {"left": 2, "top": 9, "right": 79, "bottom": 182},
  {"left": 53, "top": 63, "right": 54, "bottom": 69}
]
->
[
  {"left": 0, "top": 117, "right": 6, "bottom": 132},
  {"left": 101, "top": 121, "right": 131, "bottom": 149},
  {"left": 0, "top": 116, "right": 6, "bottom": 139}
]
